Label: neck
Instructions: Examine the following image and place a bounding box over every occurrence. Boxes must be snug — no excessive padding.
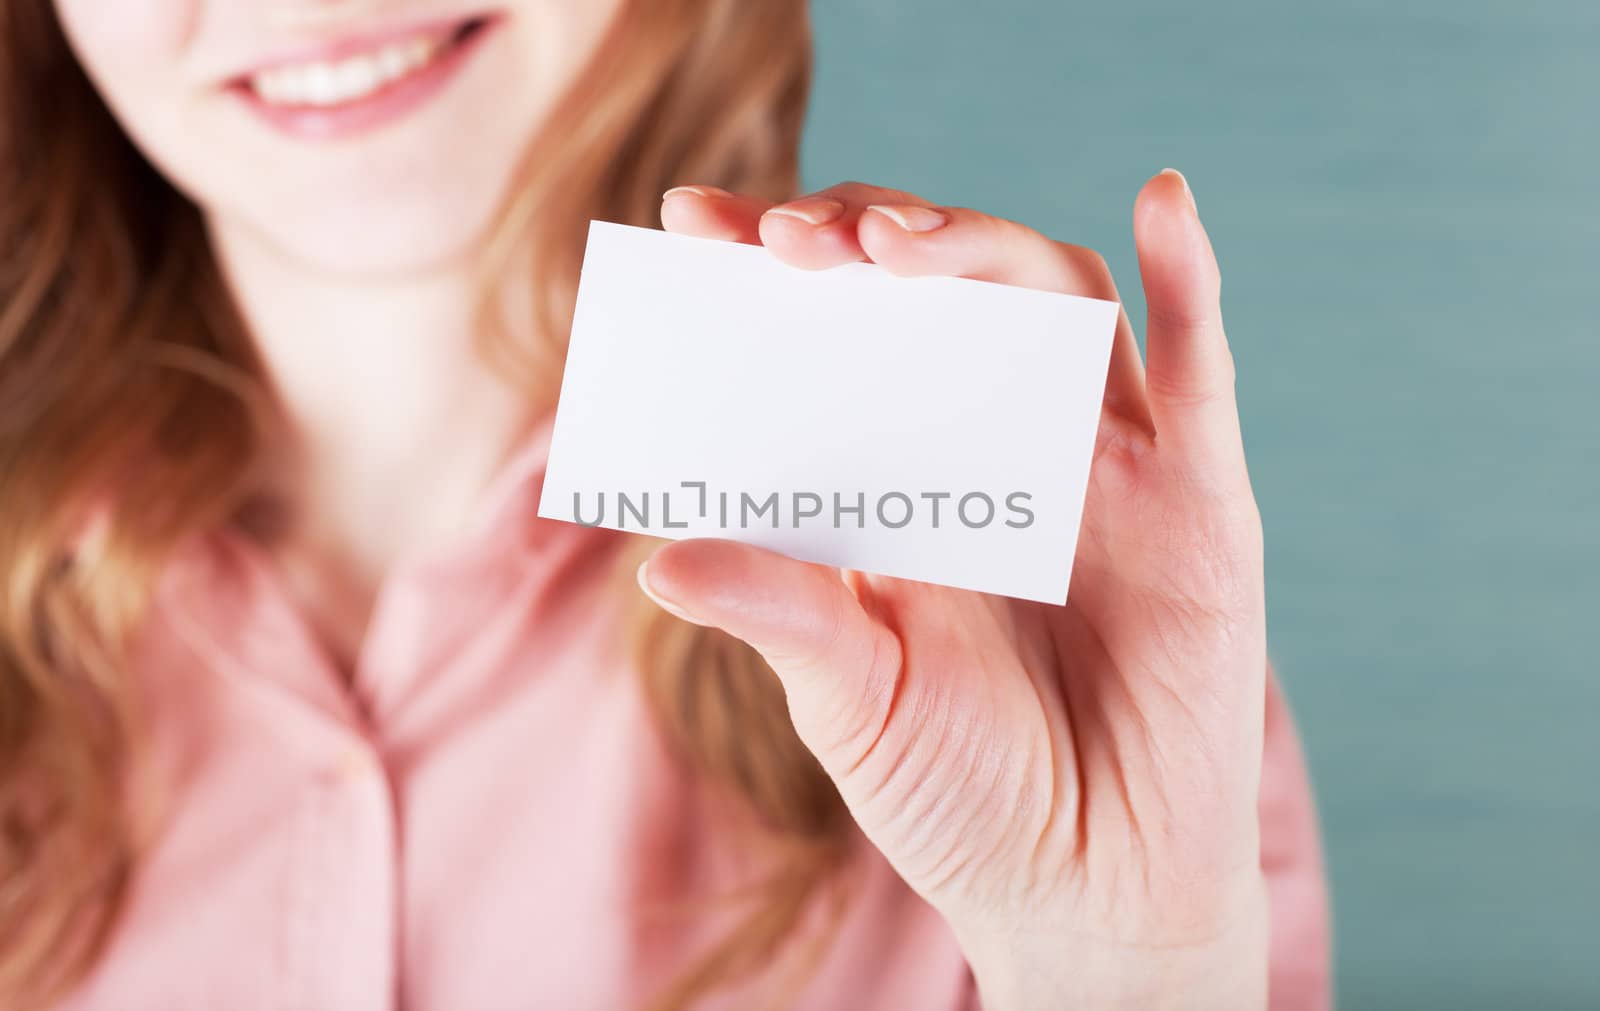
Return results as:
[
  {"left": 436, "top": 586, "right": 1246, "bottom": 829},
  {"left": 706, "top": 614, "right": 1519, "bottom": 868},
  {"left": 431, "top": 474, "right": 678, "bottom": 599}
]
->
[{"left": 207, "top": 217, "right": 544, "bottom": 670}]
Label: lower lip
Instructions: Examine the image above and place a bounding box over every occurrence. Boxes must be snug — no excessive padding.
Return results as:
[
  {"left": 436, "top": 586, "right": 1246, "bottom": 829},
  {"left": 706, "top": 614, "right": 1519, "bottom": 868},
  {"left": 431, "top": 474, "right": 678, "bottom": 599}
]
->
[{"left": 229, "top": 18, "right": 498, "bottom": 141}]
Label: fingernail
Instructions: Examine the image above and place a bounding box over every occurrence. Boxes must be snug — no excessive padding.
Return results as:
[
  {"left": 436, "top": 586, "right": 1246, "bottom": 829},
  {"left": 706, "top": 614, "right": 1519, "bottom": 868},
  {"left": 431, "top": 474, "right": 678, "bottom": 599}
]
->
[
  {"left": 1159, "top": 168, "right": 1197, "bottom": 215},
  {"left": 866, "top": 204, "right": 949, "bottom": 233},
  {"left": 636, "top": 560, "right": 703, "bottom": 624},
  {"left": 765, "top": 196, "right": 846, "bottom": 226},
  {"left": 663, "top": 184, "right": 733, "bottom": 201}
]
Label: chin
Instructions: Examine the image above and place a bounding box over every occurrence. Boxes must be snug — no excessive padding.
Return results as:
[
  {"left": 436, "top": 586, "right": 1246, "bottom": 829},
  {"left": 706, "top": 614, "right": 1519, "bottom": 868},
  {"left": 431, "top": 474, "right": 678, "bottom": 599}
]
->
[
  {"left": 212, "top": 154, "right": 522, "bottom": 277},
  {"left": 266, "top": 202, "right": 506, "bottom": 278}
]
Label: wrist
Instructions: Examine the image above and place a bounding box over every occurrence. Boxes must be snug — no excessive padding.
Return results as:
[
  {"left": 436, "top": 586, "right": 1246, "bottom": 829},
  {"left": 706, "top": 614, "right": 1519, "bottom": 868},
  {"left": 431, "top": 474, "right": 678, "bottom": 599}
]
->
[{"left": 953, "top": 879, "right": 1271, "bottom": 1011}]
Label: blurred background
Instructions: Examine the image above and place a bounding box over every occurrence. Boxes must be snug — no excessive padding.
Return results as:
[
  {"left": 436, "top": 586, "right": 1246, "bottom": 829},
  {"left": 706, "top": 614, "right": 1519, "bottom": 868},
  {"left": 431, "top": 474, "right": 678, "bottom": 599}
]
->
[{"left": 804, "top": 1, "right": 1598, "bottom": 1008}]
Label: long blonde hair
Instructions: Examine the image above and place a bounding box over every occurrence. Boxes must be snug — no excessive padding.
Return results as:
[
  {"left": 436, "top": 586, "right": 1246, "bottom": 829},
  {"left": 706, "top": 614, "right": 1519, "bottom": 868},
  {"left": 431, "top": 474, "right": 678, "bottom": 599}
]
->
[{"left": 0, "top": 1, "right": 852, "bottom": 1006}]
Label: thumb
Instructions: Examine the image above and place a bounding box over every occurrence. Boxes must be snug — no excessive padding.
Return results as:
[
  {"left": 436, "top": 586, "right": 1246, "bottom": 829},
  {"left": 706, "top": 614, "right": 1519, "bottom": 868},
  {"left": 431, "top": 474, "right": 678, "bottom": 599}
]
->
[
  {"left": 1134, "top": 167, "right": 1248, "bottom": 486},
  {"left": 637, "top": 539, "right": 902, "bottom": 776}
]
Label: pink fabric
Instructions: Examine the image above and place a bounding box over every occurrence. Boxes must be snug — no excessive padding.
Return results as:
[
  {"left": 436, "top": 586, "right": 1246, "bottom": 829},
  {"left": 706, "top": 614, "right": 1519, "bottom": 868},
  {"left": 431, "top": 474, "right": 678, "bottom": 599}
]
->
[{"left": 60, "top": 413, "right": 1330, "bottom": 1010}]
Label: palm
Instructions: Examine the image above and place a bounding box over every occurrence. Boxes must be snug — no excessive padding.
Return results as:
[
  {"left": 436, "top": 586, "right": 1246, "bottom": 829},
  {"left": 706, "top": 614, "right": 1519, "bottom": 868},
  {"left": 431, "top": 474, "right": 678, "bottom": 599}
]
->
[{"left": 798, "top": 401, "right": 1266, "bottom": 943}]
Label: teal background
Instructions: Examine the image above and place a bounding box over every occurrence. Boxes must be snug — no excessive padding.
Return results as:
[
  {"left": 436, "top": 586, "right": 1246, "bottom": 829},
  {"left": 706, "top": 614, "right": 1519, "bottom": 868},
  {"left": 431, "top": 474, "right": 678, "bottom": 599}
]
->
[{"left": 804, "top": 2, "right": 1598, "bottom": 1008}]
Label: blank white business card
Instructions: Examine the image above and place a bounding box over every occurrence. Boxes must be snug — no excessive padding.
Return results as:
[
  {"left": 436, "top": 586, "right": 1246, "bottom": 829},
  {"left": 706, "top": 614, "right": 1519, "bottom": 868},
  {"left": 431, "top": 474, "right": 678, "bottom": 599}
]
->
[{"left": 537, "top": 221, "right": 1119, "bottom": 604}]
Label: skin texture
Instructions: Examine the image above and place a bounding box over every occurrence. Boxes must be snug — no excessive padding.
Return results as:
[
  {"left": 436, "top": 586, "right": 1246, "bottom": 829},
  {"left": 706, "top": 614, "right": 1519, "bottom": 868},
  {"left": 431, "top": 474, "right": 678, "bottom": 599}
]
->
[{"left": 647, "top": 175, "right": 1278, "bottom": 1009}]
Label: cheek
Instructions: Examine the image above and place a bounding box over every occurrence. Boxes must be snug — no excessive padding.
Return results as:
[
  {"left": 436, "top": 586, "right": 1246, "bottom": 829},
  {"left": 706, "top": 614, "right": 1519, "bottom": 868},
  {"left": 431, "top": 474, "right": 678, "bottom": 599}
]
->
[
  {"left": 52, "top": 0, "right": 205, "bottom": 185},
  {"left": 518, "top": 0, "right": 625, "bottom": 102},
  {"left": 53, "top": 0, "right": 197, "bottom": 87}
]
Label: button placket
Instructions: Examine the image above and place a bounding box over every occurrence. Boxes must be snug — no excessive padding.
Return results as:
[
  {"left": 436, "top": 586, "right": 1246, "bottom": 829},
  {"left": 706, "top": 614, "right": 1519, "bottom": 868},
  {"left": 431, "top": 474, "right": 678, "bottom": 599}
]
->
[{"left": 276, "top": 738, "right": 400, "bottom": 1011}]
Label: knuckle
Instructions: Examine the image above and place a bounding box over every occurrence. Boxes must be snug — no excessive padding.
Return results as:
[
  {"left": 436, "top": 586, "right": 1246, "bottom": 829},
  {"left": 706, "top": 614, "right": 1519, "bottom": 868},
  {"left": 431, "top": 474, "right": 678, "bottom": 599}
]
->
[
  {"left": 973, "top": 222, "right": 1116, "bottom": 298},
  {"left": 1144, "top": 364, "right": 1234, "bottom": 408},
  {"left": 824, "top": 180, "right": 924, "bottom": 206},
  {"left": 1059, "top": 241, "right": 1111, "bottom": 279},
  {"left": 1146, "top": 299, "right": 1219, "bottom": 334},
  {"left": 985, "top": 213, "right": 1054, "bottom": 252},
  {"left": 1055, "top": 242, "right": 1115, "bottom": 298}
]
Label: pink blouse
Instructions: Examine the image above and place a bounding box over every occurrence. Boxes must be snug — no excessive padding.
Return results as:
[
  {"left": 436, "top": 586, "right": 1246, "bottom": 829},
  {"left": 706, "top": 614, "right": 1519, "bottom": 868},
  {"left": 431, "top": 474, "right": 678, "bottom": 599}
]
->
[{"left": 60, "top": 413, "right": 1331, "bottom": 1010}]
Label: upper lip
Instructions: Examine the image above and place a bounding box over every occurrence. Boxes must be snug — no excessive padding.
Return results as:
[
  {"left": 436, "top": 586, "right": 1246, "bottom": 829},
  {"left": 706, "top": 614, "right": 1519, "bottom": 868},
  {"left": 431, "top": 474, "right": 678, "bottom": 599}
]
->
[{"left": 223, "top": 11, "right": 491, "bottom": 87}]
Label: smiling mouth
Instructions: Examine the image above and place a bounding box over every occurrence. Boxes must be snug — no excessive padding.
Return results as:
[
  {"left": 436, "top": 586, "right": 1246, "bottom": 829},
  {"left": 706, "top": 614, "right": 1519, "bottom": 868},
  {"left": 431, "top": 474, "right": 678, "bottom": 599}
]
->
[{"left": 239, "top": 16, "right": 492, "bottom": 109}]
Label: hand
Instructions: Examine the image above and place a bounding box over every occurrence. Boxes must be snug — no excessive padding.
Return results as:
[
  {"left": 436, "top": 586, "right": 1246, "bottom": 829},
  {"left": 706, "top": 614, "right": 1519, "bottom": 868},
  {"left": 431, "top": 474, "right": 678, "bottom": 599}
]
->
[{"left": 643, "top": 173, "right": 1270, "bottom": 1010}]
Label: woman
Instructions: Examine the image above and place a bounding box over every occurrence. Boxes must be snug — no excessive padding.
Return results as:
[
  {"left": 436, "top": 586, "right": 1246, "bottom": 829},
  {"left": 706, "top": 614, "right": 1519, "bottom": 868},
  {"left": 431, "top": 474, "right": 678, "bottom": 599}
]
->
[{"left": 0, "top": 0, "right": 1330, "bottom": 1008}]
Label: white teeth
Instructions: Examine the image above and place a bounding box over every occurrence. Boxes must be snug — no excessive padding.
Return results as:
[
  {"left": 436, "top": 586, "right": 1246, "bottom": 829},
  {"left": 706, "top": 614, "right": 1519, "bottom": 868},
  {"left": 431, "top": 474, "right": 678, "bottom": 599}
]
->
[{"left": 249, "top": 35, "right": 444, "bottom": 107}]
